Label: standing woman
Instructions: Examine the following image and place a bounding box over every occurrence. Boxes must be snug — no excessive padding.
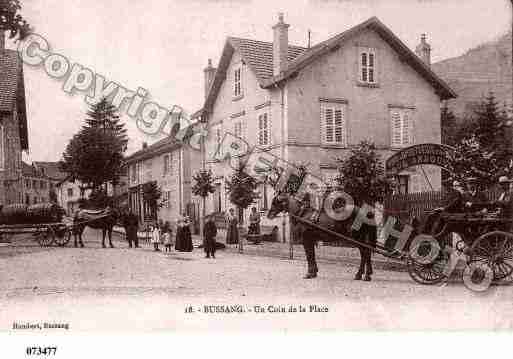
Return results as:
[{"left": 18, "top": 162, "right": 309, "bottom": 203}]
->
[
  {"left": 175, "top": 215, "right": 184, "bottom": 251},
  {"left": 181, "top": 212, "right": 193, "bottom": 252},
  {"left": 225, "top": 208, "right": 239, "bottom": 245}
]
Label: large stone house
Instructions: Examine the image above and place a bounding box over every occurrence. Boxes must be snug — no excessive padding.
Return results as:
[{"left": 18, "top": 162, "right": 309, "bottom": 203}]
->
[
  {"left": 124, "top": 136, "right": 200, "bottom": 231},
  {"left": 0, "top": 41, "right": 29, "bottom": 205},
  {"left": 197, "top": 15, "right": 456, "bottom": 240},
  {"left": 21, "top": 162, "right": 54, "bottom": 205}
]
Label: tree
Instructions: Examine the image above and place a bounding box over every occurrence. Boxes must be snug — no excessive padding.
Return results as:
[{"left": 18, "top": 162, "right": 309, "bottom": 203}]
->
[
  {"left": 142, "top": 181, "right": 163, "bottom": 214},
  {"left": 335, "top": 140, "right": 391, "bottom": 205},
  {"left": 85, "top": 98, "right": 128, "bottom": 148},
  {"left": 192, "top": 170, "right": 216, "bottom": 198},
  {"left": 60, "top": 98, "right": 127, "bottom": 191},
  {"left": 0, "top": 0, "right": 32, "bottom": 42},
  {"left": 447, "top": 135, "right": 501, "bottom": 189},
  {"left": 446, "top": 93, "right": 513, "bottom": 188},
  {"left": 225, "top": 164, "right": 260, "bottom": 217},
  {"left": 441, "top": 102, "right": 458, "bottom": 146}
]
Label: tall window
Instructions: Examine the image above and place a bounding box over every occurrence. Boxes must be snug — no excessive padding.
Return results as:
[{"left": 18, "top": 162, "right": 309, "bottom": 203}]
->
[
  {"left": 359, "top": 48, "right": 377, "bottom": 84},
  {"left": 321, "top": 102, "right": 346, "bottom": 146},
  {"left": 67, "top": 188, "right": 73, "bottom": 197},
  {"left": 234, "top": 67, "right": 242, "bottom": 97},
  {"left": 257, "top": 113, "right": 270, "bottom": 146},
  {"left": 390, "top": 108, "right": 413, "bottom": 147}
]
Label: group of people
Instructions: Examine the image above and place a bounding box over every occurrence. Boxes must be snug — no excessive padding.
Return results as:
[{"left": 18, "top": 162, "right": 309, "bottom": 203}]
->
[
  {"left": 122, "top": 210, "right": 193, "bottom": 253},
  {"left": 224, "top": 207, "right": 261, "bottom": 245},
  {"left": 446, "top": 175, "right": 513, "bottom": 216},
  {"left": 121, "top": 206, "right": 264, "bottom": 259}
]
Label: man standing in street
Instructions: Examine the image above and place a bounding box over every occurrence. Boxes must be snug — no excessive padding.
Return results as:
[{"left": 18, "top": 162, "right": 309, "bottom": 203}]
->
[
  {"left": 204, "top": 214, "right": 217, "bottom": 258},
  {"left": 124, "top": 209, "right": 139, "bottom": 248}
]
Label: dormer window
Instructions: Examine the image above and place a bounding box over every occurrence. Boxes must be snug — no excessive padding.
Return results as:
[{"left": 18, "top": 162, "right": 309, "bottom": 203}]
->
[
  {"left": 359, "top": 47, "right": 377, "bottom": 84},
  {"left": 234, "top": 67, "right": 243, "bottom": 98}
]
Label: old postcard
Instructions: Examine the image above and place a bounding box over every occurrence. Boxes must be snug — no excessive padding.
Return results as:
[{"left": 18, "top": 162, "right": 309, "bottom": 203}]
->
[{"left": 0, "top": 0, "right": 512, "bottom": 349}]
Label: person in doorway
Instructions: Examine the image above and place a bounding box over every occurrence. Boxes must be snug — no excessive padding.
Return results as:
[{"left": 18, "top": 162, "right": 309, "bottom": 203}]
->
[
  {"left": 204, "top": 214, "right": 218, "bottom": 258},
  {"left": 248, "top": 207, "right": 260, "bottom": 235},
  {"left": 225, "top": 208, "right": 239, "bottom": 245},
  {"left": 151, "top": 224, "right": 161, "bottom": 251}
]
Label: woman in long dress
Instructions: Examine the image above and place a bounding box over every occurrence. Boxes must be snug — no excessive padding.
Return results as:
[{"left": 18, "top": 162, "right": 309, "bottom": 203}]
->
[
  {"left": 225, "top": 208, "right": 239, "bottom": 245},
  {"left": 175, "top": 212, "right": 193, "bottom": 252}
]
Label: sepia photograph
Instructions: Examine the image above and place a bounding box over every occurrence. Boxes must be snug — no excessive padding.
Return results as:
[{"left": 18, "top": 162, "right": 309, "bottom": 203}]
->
[{"left": 0, "top": 0, "right": 512, "bottom": 350}]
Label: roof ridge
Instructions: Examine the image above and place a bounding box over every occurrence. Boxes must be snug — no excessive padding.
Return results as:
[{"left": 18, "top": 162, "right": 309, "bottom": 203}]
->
[{"left": 228, "top": 36, "right": 308, "bottom": 50}]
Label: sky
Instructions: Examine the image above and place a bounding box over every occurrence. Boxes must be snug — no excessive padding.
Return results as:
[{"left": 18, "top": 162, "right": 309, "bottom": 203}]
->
[{"left": 7, "top": 0, "right": 512, "bottom": 162}]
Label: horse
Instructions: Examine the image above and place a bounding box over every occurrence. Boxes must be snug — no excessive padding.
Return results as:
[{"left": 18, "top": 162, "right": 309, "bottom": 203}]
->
[
  {"left": 267, "top": 192, "right": 378, "bottom": 281},
  {"left": 72, "top": 206, "right": 120, "bottom": 248}
]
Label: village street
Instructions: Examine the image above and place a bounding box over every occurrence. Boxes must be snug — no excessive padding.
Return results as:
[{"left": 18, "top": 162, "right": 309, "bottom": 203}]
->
[{"left": 1, "top": 229, "right": 513, "bottom": 331}]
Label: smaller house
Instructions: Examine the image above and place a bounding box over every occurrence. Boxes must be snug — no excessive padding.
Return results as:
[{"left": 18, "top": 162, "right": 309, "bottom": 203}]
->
[
  {"left": 124, "top": 133, "right": 200, "bottom": 230},
  {"left": 21, "top": 162, "right": 52, "bottom": 205}
]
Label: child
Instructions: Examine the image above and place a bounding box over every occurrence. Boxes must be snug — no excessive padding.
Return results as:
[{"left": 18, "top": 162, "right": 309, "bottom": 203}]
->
[
  {"left": 151, "top": 224, "right": 161, "bottom": 251},
  {"left": 163, "top": 227, "right": 173, "bottom": 252}
]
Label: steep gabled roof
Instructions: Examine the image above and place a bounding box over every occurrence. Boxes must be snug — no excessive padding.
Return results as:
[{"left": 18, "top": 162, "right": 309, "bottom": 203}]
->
[
  {"left": 204, "top": 17, "right": 456, "bottom": 111},
  {"left": 204, "top": 38, "right": 307, "bottom": 111},
  {"left": 0, "top": 49, "right": 28, "bottom": 150},
  {"left": 262, "top": 17, "right": 456, "bottom": 99}
]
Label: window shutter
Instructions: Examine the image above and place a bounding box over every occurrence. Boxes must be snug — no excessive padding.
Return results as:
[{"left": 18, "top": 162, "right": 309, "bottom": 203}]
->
[
  {"left": 402, "top": 112, "right": 409, "bottom": 145},
  {"left": 391, "top": 111, "right": 401, "bottom": 146},
  {"left": 361, "top": 52, "right": 367, "bottom": 82},
  {"left": 325, "top": 108, "right": 334, "bottom": 143},
  {"left": 334, "top": 108, "right": 344, "bottom": 144},
  {"left": 368, "top": 52, "right": 375, "bottom": 83},
  {"left": 258, "top": 115, "right": 263, "bottom": 145}
]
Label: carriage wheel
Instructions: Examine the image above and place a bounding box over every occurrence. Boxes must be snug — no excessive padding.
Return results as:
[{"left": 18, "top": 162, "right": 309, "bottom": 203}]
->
[
  {"left": 406, "top": 239, "right": 449, "bottom": 285},
  {"left": 469, "top": 231, "right": 513, "bottom": 282},
  {"left": 35, "top": 229, "right": 53, "bottom": 247},
  {"left": 54, "top": 226, "right": 71, "bottom": 247}
]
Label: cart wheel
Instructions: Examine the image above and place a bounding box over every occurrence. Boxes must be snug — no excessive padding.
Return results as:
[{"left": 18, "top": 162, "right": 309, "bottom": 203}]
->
[
  {"left": 54, "top": 227, "right": 71, "bottom": 247},
  {"left": 35, "top": 230, "right": 53, "bottom": 247},
  {"left": 470, "top": 231, "right": 513, "bottom": 282},
  {"left": 407, "top": 239, "right": 449, "bottom": 285}
]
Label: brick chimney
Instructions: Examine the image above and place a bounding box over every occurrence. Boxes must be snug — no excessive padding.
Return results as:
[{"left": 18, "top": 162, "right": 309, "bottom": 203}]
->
[
  {"left": 415, "top": 33, "right": 431, "bottom": 66},
  {"left": 273, "top": 12, "right": 289, "bottom": 76},
  {"left": 142, "top": 142, "right": 148, "bottom": 149},
  {"left": 203, "top": 58, "right": 216, "bottom": 100}
]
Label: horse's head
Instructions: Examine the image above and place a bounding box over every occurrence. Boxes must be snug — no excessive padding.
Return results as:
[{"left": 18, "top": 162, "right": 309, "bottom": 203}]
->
[{"left": 267, "top": 192, "right": 289, "bottom": 219}]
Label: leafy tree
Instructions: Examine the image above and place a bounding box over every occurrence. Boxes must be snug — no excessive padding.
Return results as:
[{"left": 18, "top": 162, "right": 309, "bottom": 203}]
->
[
  {"left": 142, "top": 182, "right": 162, "bottom": 219},
  {"left": 60, "top": 98, "right": 127, "bottom": 191},
  {"left": 0, "top": 0, "right": 32, "bottom": 42},
  {"left": 191, "top": 170, "right": 216, "bottom": 198},
  {"left": 335, "top": 140, "right": 391, "bottom": 205},
  {"left": 447, "top": 135, "right": 501, "bottom": 189},
  {"left": 225, "top": 164, "right": 260, "bottom": 215}
]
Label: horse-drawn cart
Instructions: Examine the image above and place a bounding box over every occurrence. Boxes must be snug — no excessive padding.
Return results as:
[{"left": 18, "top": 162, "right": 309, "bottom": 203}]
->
[
  {"left": 0, "top": 203, "right": 72, "bottom": 247},
  {"left": 408, "top": 209, "right": 513, "bottom": 285}
]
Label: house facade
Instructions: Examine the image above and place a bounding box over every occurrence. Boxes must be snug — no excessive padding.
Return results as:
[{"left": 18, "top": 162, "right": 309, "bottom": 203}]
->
[
  {"left": 124, "top": 137, "right": 198, "bottom": 231},
  {"left": 198, "top": 15, "right": 456, "bottom": 240},
  {"left": 0, "top": 44, "right": 29, "bottom": 205},
  {"left": 21, "top": 162, "right": 53, "bottom": 205}
]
